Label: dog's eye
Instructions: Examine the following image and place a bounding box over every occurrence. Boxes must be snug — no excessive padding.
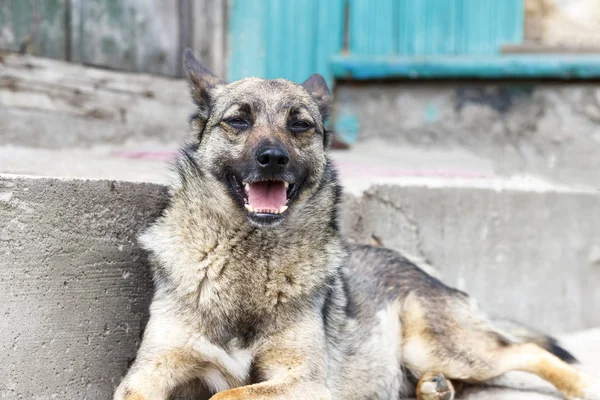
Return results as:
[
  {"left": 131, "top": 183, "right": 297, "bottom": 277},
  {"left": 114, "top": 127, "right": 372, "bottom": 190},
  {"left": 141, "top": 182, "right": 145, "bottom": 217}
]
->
[
  {"left": 225, "top": 117, "right": 250, "bottom": 130},
  {"left": 289, "top": 121, "right": 312, "bottom": 133}
]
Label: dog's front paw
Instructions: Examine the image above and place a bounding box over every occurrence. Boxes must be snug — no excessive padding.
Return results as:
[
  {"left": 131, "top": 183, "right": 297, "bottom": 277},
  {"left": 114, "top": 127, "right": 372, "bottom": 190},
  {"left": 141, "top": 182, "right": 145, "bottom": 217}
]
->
[{"left": 417, "top": 373, "right": 455, "bottom": 400}]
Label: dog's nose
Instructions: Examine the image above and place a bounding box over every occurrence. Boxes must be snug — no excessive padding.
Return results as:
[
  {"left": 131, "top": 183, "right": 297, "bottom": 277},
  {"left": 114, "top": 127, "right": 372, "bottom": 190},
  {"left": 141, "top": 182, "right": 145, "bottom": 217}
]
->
[{"left": 256, "top": 147, "right": 290, "bottom": 170}]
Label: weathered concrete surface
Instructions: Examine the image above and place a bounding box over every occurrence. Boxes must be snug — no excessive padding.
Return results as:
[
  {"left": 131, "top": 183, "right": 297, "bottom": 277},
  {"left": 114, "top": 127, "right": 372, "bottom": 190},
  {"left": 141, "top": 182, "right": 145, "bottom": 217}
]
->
[
  {"left": 1, "top": 174, "right": 599, "bottom": 399},
  {"left": 342, "top": 180, "right": 600, "bottom": 334},
  {"left": 335, "top": 82, "right": 600, "bottom": 187},
  {"left": 0, "top": 175, "right": 167, "bottom": 399},
  {"left": 0, "top": 144, "right": 177, "bottom": 184},
  {"left": 0, "top": 141, "right": 497, "bottom": 185},
  {"left": 0, "top": 52, "right": 193, "bottom": 148}
]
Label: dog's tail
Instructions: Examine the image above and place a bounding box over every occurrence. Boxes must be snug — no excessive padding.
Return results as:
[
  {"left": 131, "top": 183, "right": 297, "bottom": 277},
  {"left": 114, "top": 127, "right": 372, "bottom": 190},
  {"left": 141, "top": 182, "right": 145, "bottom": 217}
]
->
[{"left": 492, "top": 318, "right": 578, "bottom": 364}]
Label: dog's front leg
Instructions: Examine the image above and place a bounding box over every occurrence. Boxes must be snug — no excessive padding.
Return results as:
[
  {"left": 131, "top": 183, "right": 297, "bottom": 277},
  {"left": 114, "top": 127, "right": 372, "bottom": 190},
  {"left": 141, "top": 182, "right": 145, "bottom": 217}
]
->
[
  {"left": 210, "top": 313, "right": 331, "bottom": 400},
  {"left": 114, "top": 307, "right": 203, "bottom": 400}
]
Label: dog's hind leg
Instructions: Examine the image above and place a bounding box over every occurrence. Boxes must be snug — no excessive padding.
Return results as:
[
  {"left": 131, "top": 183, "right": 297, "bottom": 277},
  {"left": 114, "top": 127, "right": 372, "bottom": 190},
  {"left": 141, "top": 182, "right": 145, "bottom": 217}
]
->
[
  {"left": 400, "top": 293, "right": 600, "bottom": 400},
  {"left": 484, "top": 342, "right": 600, "bottom": 400}
]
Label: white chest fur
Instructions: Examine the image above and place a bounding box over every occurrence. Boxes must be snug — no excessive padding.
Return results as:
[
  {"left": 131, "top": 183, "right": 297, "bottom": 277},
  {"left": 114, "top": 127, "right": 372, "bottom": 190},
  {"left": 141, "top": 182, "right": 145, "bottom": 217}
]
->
[{"left": 191, "top": 336, "right": 254, "bottom": 393}]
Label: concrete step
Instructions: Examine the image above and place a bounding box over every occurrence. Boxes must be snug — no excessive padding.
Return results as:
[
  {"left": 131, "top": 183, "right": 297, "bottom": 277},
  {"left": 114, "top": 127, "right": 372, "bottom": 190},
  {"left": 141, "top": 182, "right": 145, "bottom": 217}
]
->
[
  {"left": 335, "top": 81, "right": 600, "bottom": 187},
  {"left": 2, "top": 140, "right": 590, "bottom": 189},
  {"left": 1, "top": 174, "right": 600, "bottom": 399},
  {"left": 0, "top": 176, "right": 163, "bottom": 399}
]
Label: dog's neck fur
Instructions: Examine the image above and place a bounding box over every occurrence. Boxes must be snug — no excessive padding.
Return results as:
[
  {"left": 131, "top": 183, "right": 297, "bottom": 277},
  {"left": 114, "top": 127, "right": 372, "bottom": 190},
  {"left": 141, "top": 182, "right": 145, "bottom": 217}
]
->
[{"left": 140, "top": 153, "right": 346, "bottom": 344}]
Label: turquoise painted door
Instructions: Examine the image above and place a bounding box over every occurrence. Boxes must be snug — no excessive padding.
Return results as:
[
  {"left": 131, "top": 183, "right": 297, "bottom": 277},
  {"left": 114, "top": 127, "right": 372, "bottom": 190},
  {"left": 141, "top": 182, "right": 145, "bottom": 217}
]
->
[
  {"left": 228, "top": 0, "right": 524, "bottom": 82},
  {"left": 228, "top": 0, "right": 346, "bottom": 85}
]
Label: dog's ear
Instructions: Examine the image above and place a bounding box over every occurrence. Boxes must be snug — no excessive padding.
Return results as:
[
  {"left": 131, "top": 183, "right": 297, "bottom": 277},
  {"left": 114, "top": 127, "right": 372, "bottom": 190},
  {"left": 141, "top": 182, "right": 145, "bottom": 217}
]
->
[
  {"left": 183, "top": 48, "right": 224, "bottom": 116},
  {"left": 302, "top": 74, "right": 332, "bottom": 119}
]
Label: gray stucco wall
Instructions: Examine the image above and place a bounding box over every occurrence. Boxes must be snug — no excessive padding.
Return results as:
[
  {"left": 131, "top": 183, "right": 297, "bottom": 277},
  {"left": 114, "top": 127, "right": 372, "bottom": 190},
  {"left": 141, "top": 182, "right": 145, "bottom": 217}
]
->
[
  {"left": 335, "top": 82, "right": 600, "bottom": 187},
  {"left": 342, "top": 182, "right": 600, "bottom": 332},
  {"left": 0, "top": 176, "right": 166, "bottom": 399}
]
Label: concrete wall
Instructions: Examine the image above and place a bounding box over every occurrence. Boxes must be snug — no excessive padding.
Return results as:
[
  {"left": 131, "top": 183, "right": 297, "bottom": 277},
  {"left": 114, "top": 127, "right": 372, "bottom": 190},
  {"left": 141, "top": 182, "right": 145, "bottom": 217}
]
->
[
  {"left": 0, "top": 176, "right": 167, "bottom": 399},
  {"left": 342, "top": 181, "right": 600, "bottom": 333},
  {"left": 1, "top": 174, "right": 600, "bottom": 398},
  {"left": 335, "top": 81, "right": 600, "bottom": 187}
]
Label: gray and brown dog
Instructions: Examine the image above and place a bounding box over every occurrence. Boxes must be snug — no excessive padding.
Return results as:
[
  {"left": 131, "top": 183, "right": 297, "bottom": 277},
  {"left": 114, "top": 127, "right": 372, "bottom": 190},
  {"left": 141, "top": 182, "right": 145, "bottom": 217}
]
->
[{"left": 115, "top": 49, "right": 600, "bottom": 400}]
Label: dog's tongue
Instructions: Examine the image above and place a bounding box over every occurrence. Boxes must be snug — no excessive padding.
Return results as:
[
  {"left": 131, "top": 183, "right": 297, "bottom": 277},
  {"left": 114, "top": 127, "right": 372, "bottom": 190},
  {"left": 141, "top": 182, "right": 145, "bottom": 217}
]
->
[{"left": 247, "top": 181, "right": 287, "bottom": 212}]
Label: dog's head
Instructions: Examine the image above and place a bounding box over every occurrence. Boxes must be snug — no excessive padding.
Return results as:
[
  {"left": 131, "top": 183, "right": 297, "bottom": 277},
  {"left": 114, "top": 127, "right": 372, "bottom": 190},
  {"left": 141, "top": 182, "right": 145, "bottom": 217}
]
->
[{"left": 183, "top": 49, "right": 334, "bottom": 228}]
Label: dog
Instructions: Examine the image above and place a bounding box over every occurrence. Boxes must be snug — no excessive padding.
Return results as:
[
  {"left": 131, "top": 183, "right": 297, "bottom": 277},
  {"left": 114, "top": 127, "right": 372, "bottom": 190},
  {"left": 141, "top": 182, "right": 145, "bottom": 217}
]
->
[{"left": 114, "top": 49, "right": 600, "bottom": 400}]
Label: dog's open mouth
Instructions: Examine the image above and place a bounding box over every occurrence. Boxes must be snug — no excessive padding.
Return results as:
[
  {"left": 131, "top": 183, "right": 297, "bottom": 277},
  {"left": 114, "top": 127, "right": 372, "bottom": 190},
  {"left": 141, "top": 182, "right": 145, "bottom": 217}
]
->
[
  {"left": 243, "top": 180, "right": 290, "bottom": 214},
  {"left": 227, "top": 175, "right": 301, "bottom": 224}
]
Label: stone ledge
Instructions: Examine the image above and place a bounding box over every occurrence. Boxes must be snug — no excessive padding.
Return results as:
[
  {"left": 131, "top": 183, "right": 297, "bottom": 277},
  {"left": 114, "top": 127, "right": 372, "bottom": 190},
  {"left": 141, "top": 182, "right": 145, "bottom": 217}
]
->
[
  {"left": 1, "top": 174, "right": 599, "bottom": 399},
  {"left": 0, "top": 175, "right": 167, "bottom": 399},
  {"left": 343, "top": 183, "right": 600, "bottom": 333}
]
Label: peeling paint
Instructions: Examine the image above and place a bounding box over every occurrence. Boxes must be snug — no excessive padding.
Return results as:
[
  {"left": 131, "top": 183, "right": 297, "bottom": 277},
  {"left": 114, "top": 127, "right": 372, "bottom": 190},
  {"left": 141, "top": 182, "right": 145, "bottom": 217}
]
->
[{"left": 424, "top": 103, "right": 439, "bottom": 123}]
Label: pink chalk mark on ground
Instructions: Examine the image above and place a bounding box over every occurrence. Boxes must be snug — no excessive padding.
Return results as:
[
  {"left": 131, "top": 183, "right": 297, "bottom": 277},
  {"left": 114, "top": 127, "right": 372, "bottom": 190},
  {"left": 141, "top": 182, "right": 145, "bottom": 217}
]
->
[
  {"left": 111, "top": 150, "right": 177, "bottom": 161},
  {"left": 110, "top": 151, "right": 494, "bottom": 180}
]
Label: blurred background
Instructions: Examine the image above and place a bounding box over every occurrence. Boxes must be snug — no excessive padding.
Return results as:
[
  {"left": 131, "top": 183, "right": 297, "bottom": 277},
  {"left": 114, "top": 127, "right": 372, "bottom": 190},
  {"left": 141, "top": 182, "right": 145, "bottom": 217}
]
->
[
  {"left": 2, "top": 1, "right": 600, "bottom": 399},
  {"left": 2, "top": 0, "right": 600, "bottom": 186}
]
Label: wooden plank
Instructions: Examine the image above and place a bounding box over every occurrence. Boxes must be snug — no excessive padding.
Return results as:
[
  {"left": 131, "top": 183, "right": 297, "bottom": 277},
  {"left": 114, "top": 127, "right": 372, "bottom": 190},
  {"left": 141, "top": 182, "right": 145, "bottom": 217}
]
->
[
  {"left": 331, "top": 54, "right": 600, "bottom": 80},
  {"left": 229, "top": 0, "right": 345, "bottom": 83},
  {"left": 0, "top": 0, "right": 68, "bottom": 59},
  {"left": 315, "top": 0, "right": 345, "bottom": 86},
  {"left": 190, "top": 0, "right": 229, "bottom": 79},
  {"left": 397, "top": 0, "right": 421, "bottom": 55},
  {"left": 69, "top": 0, "right": 180, "bottom": 76},
  {"left": 396, "top": 0, "right": 524, "bottom": 57},
  {"left": 228, "top": 0, "right": 266, "bottom": 81},
  {"left": 178, "top": 0, "right": 193, "bottom": 78},
  {"left": 0, "top": 52, "right": 193, "bottom": 147},
  {"left": 456, "top": 0, "right": 524, "bottom": 55},
  {"left": 229, "top": 0, "right": 344, "bottom": 84},
  {"left": 264, "top": 0, "right": 285, "bottom": 79},
  {"left": 349, "top": 0, "right": 396, "bottom": 56},
  {"left": 422, "top": 0, "right": 458, "bottom": 55},
  {"left": 265, "top": 0, "right": 319, "bottom": 82},
  {"left": 397, "top": 0, "right": 458, "bottom": 55},
  {"left": 502, "top": 43, "right": 600, "bottom": 54}
]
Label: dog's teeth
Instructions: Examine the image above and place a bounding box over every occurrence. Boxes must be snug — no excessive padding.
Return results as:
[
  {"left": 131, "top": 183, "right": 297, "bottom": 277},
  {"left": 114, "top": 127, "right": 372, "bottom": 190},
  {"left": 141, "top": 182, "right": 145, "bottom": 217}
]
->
[
  {"left": 284, "top": 182, "right": 289, "bottom": 189},
  {"left": 279, "top": 206, "right": 288, "bottom": 213},
  {"left": 244, "top": 183, "right": 250, "bottom": 193},
  {"left": 245, "top": 204, "right": 254, "bottom": 213}
]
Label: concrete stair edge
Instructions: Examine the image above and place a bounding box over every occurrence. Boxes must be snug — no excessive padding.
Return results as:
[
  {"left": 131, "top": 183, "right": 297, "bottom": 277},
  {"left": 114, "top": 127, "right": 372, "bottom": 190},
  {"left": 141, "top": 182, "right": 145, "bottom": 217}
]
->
[{"left": 1, "top": 174, "right": 599, "bottom": 399}]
